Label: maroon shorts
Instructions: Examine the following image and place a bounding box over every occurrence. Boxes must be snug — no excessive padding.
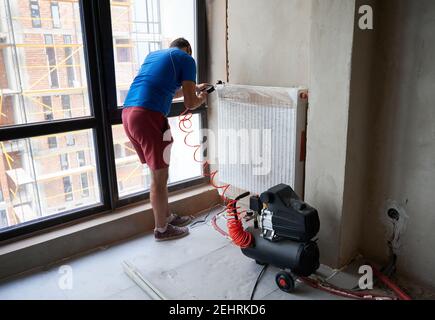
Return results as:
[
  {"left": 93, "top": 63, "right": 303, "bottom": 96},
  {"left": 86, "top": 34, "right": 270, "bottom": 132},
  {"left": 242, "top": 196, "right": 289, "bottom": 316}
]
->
[{"left": 122, "top": 107, "right": 173, "bottom": 171}]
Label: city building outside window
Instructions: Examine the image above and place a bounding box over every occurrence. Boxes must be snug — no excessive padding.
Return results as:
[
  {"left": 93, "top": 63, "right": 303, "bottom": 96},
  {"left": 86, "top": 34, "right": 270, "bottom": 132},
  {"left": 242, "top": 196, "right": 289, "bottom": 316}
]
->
[
  {"left": 66, "top": 134, "right": 75, "bottom": 146},
  {"left": 62, "top": 95, "right": 72, "bottom": 118},
  {"left": 63, "top": 35, "right": 76, "bottom": 88},
  {"left": 47, "top": 137, "right": 57, "bottom": 149},
  {"left": 63, "top": 176, "right": 73, "bottom": 202},
  {"left": 80, "top": 173, "right": 89, "bottom": 198},
  {"left": 29, "top": 0, "right": 41, "bottom": 28},
  {"left": 42, "top": 96, "right": 54, "bottom": 121},
  {"left": 148, "top": 41, "right": 161, "bottom": 52},
  {"left": 77, "top": 151, "right": 86, "bottom": 167},
  {"left": 115, "top": 39, "right": 132, "bottom": 63},
  {"left": 60, "top": 154, "right": 69, "bottom": 171},
  {"left": 118, "top": 89, "right": 129, "bottom": 105},
  {"left": 0, "top": 210, "right": 7, "bottom": 228},
  {"left": 51, "top": 2, "right": 61, "bottom": 28},
  {"left": 44, "top": 34, "right": 59, "bottom": 88},
  {"left": 114, "top": 144, "right": 123, "bottom": 159}
]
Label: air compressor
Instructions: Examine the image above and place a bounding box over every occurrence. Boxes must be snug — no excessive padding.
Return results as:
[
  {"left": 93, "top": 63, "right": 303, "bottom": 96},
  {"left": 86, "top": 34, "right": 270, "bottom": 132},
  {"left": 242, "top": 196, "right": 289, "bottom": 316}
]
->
[{"left": 236, "top": 184, "right": 321, "bottom": 293}]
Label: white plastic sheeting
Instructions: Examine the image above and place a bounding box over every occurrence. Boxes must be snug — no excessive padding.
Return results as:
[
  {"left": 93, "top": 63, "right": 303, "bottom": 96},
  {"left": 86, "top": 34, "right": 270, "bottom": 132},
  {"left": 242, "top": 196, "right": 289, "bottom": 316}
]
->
[{"left": 216, "top": 84, "right": 308, "bottom": 196}]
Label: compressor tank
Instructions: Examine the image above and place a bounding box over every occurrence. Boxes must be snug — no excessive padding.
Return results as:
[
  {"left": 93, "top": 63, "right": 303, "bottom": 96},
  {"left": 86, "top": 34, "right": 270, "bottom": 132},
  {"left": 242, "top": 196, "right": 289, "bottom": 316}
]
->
[{"left": 241, "top": 228, "right": 320, "bottom": 277}]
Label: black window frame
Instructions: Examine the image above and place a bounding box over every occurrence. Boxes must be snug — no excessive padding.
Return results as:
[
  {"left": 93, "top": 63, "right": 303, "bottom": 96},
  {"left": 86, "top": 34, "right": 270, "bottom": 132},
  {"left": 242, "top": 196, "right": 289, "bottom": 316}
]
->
[
  {"left": 96, "top": 0, "right": 209, "bottom": 208},
  {"left": 0, "top": 0, "right": 208, "bottom": 242}
]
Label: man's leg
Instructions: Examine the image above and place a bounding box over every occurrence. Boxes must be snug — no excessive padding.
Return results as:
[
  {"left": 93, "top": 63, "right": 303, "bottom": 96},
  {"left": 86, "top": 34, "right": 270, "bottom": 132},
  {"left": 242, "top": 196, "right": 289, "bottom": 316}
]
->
[
  {"left": 150, "top": 168, "right": 189, "bottom": 241},
  {"left": 150, "top": 168, "right": 169, "bottom": 229}
]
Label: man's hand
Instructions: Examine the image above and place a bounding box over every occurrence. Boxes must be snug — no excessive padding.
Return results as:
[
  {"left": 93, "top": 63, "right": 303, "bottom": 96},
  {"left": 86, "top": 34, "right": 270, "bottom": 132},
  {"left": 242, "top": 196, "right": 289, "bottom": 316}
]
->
[
  {"left": 198, "top": 91, "right": 208, "bottom": 103},
  {"left": 196, "top": 83, "right": 209, "bottom": 93},
  {"left": 183, "top": 81, "right": 208, "bottom": 110}
]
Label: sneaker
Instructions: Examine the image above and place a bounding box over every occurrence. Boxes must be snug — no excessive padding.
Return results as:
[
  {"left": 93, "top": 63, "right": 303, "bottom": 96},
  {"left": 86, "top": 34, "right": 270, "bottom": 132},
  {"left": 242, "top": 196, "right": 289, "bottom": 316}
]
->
[
  {"left": 154, "top": 224, "right": 189, "bottom": 242},
  {"left": 168, "top": 213, "right": 193, "bottom": 227}
]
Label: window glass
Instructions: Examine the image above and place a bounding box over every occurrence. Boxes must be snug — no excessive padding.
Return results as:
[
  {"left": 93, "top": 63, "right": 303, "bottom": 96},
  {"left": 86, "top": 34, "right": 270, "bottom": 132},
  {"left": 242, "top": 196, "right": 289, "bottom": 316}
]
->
[
  {"left": 0, "top": 0, "right": 91, "bottom": 127},
  {"left": 51, "top": 2, "right": 61, "bottom": 28},
  {"left": 0, "top": 130, "right": 101, "bottom": 230},
  {"left": 29, "top": 0, "right": 41, "bottom": 28},
  {"left": 112, "top": 114, "right": 202, "bottom": 198},
  {"left": 110, "top": 0, "right": 196, "bottom": 106}
]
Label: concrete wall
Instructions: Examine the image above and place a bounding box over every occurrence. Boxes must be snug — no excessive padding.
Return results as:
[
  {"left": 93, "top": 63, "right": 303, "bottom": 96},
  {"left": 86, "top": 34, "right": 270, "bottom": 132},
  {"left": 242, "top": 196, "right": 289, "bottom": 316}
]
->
[
  {"left": 339, "top": 0, "right": 377, "bottom": 265},
  {"left": 361, "top": 0, "right": 435, "bottom": 289},
  {"left": 227, "top": 0, "right": 311, "bottom": 87},
  {"left": 305, "top": 0, "right": 356, "bottom": 267}
]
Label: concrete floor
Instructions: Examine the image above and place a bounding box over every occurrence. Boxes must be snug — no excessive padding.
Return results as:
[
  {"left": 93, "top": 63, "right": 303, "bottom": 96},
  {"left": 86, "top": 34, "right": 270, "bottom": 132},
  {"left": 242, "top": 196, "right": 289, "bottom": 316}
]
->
[{"left": 0, "top": 208, "right": 366, "bottom": 300}]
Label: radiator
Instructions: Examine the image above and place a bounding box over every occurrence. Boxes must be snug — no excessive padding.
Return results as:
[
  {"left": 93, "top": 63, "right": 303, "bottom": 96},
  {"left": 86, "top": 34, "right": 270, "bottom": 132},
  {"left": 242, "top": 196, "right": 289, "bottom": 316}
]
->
[{"left": 216, "top": 84, "right": 308, "bottom": 196}]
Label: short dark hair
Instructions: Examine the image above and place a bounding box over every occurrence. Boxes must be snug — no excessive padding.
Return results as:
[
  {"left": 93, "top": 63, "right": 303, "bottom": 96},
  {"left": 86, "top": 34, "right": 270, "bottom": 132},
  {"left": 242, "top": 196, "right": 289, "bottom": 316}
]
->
[{"left": 170, "top": 38, "right": 191, "bottom": 50}]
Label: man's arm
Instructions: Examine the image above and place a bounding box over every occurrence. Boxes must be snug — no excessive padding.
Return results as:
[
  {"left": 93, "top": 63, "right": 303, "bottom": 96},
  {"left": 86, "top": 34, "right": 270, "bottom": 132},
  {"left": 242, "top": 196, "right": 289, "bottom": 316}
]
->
[{"left": 182, "top": 81, "right": 208, "bottom": 110}]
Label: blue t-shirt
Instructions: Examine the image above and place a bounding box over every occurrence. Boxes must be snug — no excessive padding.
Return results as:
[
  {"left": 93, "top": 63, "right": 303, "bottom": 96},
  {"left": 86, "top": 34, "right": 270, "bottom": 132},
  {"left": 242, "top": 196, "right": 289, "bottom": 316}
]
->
[{"left": 123, "top": 48, "right": 197, "bottom": 116}]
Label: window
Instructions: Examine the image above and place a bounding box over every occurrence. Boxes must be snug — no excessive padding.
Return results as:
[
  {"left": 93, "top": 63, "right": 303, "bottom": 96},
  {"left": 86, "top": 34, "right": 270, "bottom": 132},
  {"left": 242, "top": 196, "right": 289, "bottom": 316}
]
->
[
  {"left": 0, "top": 0, "right": 205, "bottom": 241},
  {"left": 48, "top": 137, "right": 57, "bottom": 149},
  {"left": 66, "top": 134, "right": 75, "bottom": 146},
  {"left": 60, "top": 154, "right": 69, "bottom": 170},
  {"left": 109, "top": 0, "right": 204, "bottom": 200},
  {"left": 63, "top": 35, "right": 76, "bottom": 87},
  {"left": 0, "top": 210, "right": 7, "bottom": 228},
  {"left": 42, "top": 96, "right": 53, "bottom": 121},
  {"left": 114, "top": 144, "right": 123, "bottom": 159},
  {"left": 115, "top": 39, "right": 132, "bottom": 63},
  {"left": 111, "top": 0, "right": 197, "bottom": 103},
  {"left": 80, "top": 173, "right": 90, "bottom": 197},
  {"left": 148, "top": 41, "right": 161, "bottom": 52},
  {"left": 0, "top": 22, "right": 91, "bottom": 128},
  {"left": 63, "top": 176, "right": 73, "bottom": 202},
  {"left": 44, "top": 35, "right": 59, "bottom": 88},
  {"left": 51, "top": 2, "right": 61, "bottom": 28},
  {"left": 62, "top": 95, "right": 72, "bottom": 118},
  {"left": 0, "top": 131, "right": 100, "bottom": 230},
  {"left": 77, "top": 151, "right": 86, "bottom": 167},
  {"left": 0, "top": 189, "right": 4, "bottom": 202},
  {"left": 29, "top": 0, "right": 41, "bottom": 28},
  {"left": 118, "top": 90, "right": 129, "bottom": 105},
  {"left": 132, "top": 0, "right": 161, "bottom": 34},
  {"left": 112, "top": 114, "right": 202, "bottom": 198}
]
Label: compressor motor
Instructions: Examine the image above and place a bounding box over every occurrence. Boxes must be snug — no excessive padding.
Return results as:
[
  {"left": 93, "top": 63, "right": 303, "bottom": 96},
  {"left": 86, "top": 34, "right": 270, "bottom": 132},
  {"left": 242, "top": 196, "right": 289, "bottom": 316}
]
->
[{"left": 240, "top": 184, "right": 321, "bottom": 292}]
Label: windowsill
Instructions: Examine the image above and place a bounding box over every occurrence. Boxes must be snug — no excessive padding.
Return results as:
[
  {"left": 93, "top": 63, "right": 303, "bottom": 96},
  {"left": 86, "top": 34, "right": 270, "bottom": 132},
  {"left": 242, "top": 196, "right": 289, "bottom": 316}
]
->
[{"left": 0, "top": 184, "right": 221, "bottom": 281}]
